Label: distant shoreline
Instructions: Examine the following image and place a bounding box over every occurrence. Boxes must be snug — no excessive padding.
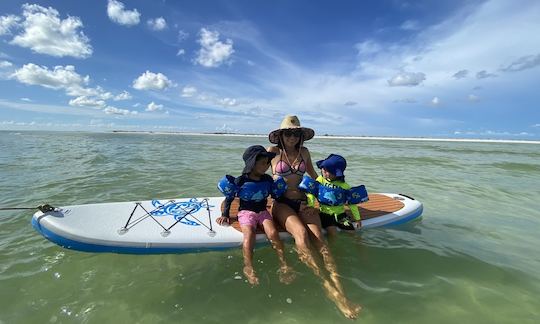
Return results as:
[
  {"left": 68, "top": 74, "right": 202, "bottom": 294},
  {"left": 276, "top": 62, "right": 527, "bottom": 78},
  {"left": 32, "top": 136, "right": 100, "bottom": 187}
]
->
[{"left": 110, "top": 130, "right": 540, "bottom": 144}]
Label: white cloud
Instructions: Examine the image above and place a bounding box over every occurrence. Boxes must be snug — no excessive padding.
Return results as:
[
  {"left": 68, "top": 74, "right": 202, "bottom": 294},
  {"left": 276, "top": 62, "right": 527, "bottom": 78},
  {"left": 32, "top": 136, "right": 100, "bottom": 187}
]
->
[
  {"left": 532, "top": 124, "right": 540, "bottom": 128},
  {"left": 113, "top": 91, "right": 132, "bottom": 101},
  {"left": 132, "top": 71, "right": 172, "bottom": 91},
  {"left": 394, "top": 98, "right": 417, "bottom": 103},
  {"left": 431, "top": 97, "right": 440, "bottom": 106},
  {"left": 177, "top": 30, "right": 189, "bottom": 41},
  {"left": 146, "top": 101, "right": 163, "bottom": 112},
  {"left": 500, "top": 53, "right": 540, "bottom": 72},
  {"left": 476, "top": 70, "right": 497, "bottom": 79},
  {"left": 11, "top": 64, "right": 89, "bottom": 90},
  {"left": 69, "top": 96, "right": 106, "bottom": 108},
  {"left": 107, "top": 0, "right": 140, "bottom": 26},
  {"left": 467, "top": 94, "right": 480, "bottom": 102},
  {"left": 400, "top": 20, "right": 419, "bottom": 31},
  {"left": 454, "top": 130, "right": 534, "bottom": 137},
  {"left": 9, "top": 4, "right": 92, "bottom": 58},
  {"left": 453, "top": 70, "right": 469, "bottom": 79},
  {"left": 0, "top": 15, "right": 20, "bottom": 35},
  {"left": 355, "top": 40, "right": 382, "bottom": 56},
  {"left": 195, "top": 28, "right": 234, "bottom": 67},
  {"left": 104, "top": 106, "right": 138, "bottom": 115},
  {"left": 220, "top": 97, "right": 237, "bottom": 106},
  {"left": 0, "top": 60, "right": 12, "bottom": 68},
  {"left": 20, "top": 97, "right": 31, "bottom": 102},
  {"left": 147, "top": 17, "right": 167, "bottom": 31},
  {"left": 181, "top": 86, "right": 197, "bottom": 97},
  {"left": 10, "top": 63, "right": 125, "bottom": 106},
  {"left": 176, "top": 49, "right": 185, "bottom": 56},
  {"left": 387, "top": 71, "right": 426, "bottom": 86}
]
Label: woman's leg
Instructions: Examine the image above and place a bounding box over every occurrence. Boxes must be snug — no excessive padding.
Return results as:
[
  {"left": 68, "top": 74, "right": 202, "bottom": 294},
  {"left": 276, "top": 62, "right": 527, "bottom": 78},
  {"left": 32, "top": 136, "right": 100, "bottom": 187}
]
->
[
  {"left": 274, "top": 202, "right": 360, "bottom": 318},
  {"left": 300, "top": 206, "right": 362, "bottom": 318},
  {"left": 240, "top": 225, "right": 258, "bottom": 285},
  {"left": 261, "top": 218, "right": 295, "bottom": 284}
]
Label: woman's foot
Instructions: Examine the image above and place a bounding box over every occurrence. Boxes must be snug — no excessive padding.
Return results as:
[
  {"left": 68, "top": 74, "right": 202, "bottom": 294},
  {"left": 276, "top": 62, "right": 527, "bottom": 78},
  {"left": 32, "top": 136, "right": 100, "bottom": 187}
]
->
[
  {"left": 278, "top": 265, "right": 296, "bottom": 284},
  {"left": 341, "top": 301, "right": 362, "bottom": 320},
  {"left": 243, "top": 266, "right": 259, "bottom": 286},
  {"left": 322, "top": 280, "right": 362, "bottom": 319}
]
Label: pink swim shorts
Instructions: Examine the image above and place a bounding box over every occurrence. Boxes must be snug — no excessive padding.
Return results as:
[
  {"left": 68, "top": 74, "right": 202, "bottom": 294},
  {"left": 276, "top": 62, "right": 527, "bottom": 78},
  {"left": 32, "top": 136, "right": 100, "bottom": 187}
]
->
[{"left": 237, "top": 210, "right": 272, "bottom": 229}]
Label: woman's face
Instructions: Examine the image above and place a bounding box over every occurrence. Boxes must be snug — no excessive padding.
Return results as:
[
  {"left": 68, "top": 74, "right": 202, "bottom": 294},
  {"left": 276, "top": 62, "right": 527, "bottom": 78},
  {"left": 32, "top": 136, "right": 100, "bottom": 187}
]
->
[{"left": 281, "top": 129, "right": 301, "bottom": 147}]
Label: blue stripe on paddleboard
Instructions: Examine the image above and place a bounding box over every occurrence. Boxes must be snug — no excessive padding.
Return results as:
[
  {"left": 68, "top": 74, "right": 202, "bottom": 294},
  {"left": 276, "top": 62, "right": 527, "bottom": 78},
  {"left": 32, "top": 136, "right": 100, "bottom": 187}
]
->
[
  {"left": 31, "top": 217, "right": 231, "bottom": 254},
  {"left": 382, "top": 205, "right": 423, "bottom": 227}
]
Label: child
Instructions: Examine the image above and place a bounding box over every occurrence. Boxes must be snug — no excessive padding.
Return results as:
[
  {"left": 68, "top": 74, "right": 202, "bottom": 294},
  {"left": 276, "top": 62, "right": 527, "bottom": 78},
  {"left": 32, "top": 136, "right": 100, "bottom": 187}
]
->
[
  {"left": 217, "top": 145, "right": 295, "bottom": 285},
  {"left": 299, "top": 154, "right": 368, "bottom": 236}
]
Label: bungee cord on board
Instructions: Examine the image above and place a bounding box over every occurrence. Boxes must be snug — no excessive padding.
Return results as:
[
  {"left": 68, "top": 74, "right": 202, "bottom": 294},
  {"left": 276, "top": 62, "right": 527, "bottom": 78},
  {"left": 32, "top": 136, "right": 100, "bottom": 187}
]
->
[{"left": 0, "top": 204, "right": 57, "bottom": 213}]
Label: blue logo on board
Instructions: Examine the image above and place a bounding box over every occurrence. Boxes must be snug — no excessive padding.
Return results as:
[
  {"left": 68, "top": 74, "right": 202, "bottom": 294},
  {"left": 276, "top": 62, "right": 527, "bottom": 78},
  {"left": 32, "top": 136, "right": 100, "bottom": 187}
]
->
[{"left": 150, "top": 198, "right": 209, "bottom": 226}]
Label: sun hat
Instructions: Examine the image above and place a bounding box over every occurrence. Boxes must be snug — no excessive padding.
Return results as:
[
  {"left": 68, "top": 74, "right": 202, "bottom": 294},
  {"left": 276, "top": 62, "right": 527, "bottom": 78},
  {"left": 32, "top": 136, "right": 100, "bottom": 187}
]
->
[
  {"left": 268, "top": 115, "right": 315, "bottom": 144},
  {"left": 316, "top": 154, "right": 347, "bottom": 177},
  {"left": 242, "top": 145, "right": 276, "bottom": 174}
]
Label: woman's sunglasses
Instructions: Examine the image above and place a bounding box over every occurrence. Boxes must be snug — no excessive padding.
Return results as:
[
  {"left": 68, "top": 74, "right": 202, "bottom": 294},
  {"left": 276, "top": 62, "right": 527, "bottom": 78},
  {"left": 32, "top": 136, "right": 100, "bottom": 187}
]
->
[{"left": 282, "top": 130, "right": 302, "bottom": 138}]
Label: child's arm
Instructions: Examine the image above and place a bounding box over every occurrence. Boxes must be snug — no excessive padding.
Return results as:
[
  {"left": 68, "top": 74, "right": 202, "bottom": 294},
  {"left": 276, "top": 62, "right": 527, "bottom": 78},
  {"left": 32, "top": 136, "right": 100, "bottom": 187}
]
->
[
  {"left": 217, "top": 175, "right": 242, "bottom": 225},
  {"left": 349, "top": 203, "right": 361, "bottom": 222},
  {"left": 306, "top": 193, "right": 316, "bottom": 207},
  {"left": 343, "top": 180, "right": 362, "bottom": 228},
  {"left": 298, "top": 175, "right": 321, "bottom": 207},
  {"left": 221, "top": 197, "right": 234, "bottom": 218}
]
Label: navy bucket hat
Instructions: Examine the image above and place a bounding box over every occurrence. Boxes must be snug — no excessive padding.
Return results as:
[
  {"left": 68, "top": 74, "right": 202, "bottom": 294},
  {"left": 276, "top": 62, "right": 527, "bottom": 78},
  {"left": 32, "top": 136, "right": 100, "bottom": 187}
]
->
[
  {"left": 316, "top": 154, "right": 347, "bottom": 177},
  {"left": 242, "top": 145, "right": 276, "bottom": 174}
]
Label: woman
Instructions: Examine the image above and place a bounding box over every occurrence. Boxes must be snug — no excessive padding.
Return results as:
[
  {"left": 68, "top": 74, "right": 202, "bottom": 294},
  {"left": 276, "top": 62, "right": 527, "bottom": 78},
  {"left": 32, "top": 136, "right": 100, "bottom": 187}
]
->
[{"left": 267, "top": 115, "right": 361, "bottom": 319}]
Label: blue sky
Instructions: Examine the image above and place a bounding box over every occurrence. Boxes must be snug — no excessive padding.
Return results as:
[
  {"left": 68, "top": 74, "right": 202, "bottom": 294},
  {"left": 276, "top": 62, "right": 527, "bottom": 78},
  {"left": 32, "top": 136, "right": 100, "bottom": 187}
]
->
[{"left": 0, "top": 0, "right": 539, "bottom": 139}]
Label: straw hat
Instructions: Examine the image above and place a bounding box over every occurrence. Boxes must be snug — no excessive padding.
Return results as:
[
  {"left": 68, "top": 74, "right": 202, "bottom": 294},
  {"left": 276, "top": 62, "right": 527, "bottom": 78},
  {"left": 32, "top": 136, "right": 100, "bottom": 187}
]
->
[{"left": 268, "top": 115, "right": 315, "bottom": 144}]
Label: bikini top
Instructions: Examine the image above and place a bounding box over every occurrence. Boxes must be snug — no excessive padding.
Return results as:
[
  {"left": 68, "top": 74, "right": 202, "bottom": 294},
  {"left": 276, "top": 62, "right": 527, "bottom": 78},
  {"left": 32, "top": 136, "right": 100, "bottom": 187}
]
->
[{"left": 273, "top": 152, "right": 306, "bottom": 176}]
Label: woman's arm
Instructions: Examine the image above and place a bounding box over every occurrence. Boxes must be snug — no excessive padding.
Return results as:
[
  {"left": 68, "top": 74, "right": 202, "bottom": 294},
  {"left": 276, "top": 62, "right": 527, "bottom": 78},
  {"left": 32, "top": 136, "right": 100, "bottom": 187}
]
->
[
  {"left": 267, "top": 146, "right": 280, "bottom": 179},
  {"left": 302, "top": 147, "right": 318, "bottom": 179}
]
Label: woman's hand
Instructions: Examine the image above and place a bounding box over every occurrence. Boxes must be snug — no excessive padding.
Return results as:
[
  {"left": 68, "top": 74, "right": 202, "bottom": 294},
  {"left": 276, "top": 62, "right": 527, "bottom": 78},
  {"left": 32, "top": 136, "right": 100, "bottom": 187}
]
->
[{"left": 216, "top": 216, "right": 230, "bottom": 226}]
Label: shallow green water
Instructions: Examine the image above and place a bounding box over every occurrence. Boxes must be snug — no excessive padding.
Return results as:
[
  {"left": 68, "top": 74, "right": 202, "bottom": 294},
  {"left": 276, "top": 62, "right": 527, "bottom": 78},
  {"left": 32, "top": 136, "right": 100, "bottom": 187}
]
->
[{"left": 1, "top": 131, "right": 539, "bottom": 323}]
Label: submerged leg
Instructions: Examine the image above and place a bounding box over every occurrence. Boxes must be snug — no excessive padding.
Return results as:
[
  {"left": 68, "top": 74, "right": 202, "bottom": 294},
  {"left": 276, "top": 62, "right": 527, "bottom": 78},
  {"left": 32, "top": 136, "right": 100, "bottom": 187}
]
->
[
  {"left": 241, "top": 225, "right": 259, "bottom": 286},
  {"left": 274, "top": 202, "right": 361, "bottom": 319},
  {"left": 301, "top": 206, "right": 362, "bottom": 319},
  {"left": 261, "top": 218, "right": 296, "bottom": 284}
]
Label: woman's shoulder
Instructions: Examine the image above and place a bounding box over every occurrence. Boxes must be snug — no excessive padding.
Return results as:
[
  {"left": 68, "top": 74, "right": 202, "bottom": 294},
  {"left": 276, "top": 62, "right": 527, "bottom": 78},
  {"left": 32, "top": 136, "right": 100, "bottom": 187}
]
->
[
  {"left": 300, "top": 146, "right": 311, "bottom": 156},
  {"left": 267, "top": 146, "right": 280, "bottom": 154}
]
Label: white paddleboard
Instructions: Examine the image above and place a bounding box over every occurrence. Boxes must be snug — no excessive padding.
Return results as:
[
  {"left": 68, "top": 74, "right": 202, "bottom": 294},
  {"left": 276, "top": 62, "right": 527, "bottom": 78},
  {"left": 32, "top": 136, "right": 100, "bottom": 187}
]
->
[{"left": 32, "top": 193, "right": 423, "bottom": 254}]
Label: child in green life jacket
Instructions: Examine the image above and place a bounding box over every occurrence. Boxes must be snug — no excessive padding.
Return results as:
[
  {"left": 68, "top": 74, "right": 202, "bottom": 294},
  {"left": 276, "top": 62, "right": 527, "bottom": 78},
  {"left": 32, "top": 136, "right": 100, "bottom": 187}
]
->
[{"left": 299, "top": 154, "right": 367, "bottom": 235}]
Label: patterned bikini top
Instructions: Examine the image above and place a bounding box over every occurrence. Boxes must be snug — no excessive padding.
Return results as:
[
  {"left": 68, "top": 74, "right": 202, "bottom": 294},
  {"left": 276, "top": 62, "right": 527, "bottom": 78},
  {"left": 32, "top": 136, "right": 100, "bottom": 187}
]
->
[{"left": 273, "top": 152, "right": 306, "bottom": 176}]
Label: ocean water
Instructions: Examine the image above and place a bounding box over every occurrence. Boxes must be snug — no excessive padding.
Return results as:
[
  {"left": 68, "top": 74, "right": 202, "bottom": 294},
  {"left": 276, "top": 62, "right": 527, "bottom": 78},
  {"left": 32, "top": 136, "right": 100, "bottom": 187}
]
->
[{"left": 0, "top": 131, "right": 539, "bottom": 323}]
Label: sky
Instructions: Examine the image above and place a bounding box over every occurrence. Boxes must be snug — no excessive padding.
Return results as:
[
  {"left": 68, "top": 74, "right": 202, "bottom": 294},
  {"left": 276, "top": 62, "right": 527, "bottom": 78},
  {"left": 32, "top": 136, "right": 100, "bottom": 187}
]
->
[{"left": 0, "top": 0, "right": 539, "bottom": 139}]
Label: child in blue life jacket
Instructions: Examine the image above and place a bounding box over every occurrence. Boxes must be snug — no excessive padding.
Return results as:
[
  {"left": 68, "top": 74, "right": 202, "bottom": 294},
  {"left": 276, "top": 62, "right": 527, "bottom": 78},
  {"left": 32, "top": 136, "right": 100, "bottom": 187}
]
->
[
  {"left": 217, "top": 145, "right": 295, "bottom": 285},
  {"left": 299, "top": 154, "right": 368, "bottom": 236}
]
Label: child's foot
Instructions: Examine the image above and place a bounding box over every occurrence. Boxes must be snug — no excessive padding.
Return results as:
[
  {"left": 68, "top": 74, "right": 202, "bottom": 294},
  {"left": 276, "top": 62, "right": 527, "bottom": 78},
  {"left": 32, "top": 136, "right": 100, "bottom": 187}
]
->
[
  {"left": 243, "top": 266, "right": 259, "bottom": 286},
  {"left": 278, "top": 266, "right": 296, "bottom": 284}
]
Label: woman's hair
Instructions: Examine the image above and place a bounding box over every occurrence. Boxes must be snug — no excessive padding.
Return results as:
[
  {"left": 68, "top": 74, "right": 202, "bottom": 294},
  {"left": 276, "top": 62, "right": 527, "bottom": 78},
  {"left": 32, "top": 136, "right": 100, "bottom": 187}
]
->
[{"left": 276, "top": 131, "right": 303, "bottom": 150}]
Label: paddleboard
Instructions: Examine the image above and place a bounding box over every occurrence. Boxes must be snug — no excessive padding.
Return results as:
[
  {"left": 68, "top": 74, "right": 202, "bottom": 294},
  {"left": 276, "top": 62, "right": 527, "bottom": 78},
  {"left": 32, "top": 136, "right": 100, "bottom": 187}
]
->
[{"left": 32, "top": 193, "right": 423, "bottom": 254}]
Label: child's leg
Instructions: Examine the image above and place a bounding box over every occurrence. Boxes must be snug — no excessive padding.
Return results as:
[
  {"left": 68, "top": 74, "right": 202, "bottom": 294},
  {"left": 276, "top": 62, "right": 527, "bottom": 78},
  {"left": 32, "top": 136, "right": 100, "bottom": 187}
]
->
[
  {"left": 240, "top": 224, "right": 258, "bottom": 285},
  {"left": 326, "top": 225, "right": 339, "bottom": 236},
  {"left": 261, "top": 215, "right": 295, "bottom": 284},
  {"left": 237, "top": 210, "right": 260, "bottom": 285}
]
